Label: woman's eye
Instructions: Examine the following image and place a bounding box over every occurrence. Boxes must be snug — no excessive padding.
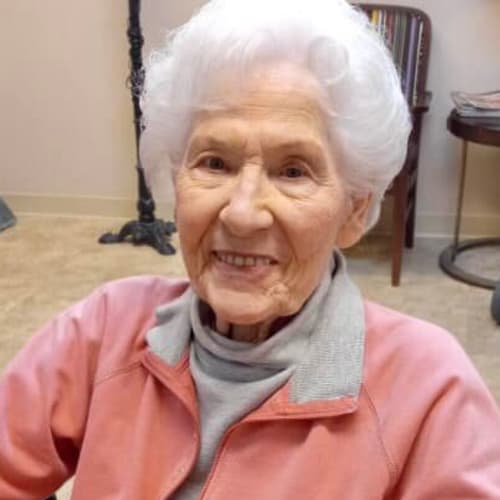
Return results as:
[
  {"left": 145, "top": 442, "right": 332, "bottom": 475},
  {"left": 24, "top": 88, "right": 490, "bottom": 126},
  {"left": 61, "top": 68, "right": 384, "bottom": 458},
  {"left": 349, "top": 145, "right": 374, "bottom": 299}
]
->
[
  {"left": 281, "top": 165, "right": 307, "bottom": 179},
  {"left": 202, "top": 156, "right": 226, "bottom": 171}
]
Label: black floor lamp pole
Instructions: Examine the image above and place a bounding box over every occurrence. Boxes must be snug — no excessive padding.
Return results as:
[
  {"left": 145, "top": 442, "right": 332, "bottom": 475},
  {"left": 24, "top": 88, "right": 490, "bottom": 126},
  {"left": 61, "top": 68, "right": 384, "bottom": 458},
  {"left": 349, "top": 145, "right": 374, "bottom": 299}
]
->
[{"left": 99, "top": 0, "right": 176, "bottom": 255}]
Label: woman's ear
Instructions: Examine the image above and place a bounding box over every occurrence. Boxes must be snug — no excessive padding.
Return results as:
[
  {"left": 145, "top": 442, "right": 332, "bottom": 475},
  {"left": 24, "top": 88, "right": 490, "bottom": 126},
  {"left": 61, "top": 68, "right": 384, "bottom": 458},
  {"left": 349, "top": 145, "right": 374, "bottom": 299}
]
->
[{"left": 337, "top": 193, "right": 372, "bottom": 249}]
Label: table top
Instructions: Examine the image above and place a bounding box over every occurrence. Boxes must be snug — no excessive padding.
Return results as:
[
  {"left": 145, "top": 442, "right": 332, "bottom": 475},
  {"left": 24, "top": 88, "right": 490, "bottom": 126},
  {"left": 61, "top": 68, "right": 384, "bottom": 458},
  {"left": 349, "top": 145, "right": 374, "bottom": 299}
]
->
[{"left": 447, "top": 109, "right": 500, "bottom": 147}]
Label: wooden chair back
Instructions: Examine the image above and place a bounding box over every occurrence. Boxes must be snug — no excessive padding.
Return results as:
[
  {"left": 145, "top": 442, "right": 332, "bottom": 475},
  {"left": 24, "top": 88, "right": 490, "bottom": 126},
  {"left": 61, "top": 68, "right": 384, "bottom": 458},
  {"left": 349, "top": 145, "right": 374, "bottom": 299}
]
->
[
  {"left": 357, "top": 4, "right": 432, "bottom": 109},
  {"left": 355, "top": 4, "right": 432, "bottom": 285}
]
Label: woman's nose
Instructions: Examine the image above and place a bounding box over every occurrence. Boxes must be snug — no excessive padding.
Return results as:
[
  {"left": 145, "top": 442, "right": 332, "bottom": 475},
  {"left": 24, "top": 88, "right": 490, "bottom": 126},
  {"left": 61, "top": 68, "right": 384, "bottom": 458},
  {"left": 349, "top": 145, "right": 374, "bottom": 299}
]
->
[{"left": 219, "top": 166, "right": 273, "bottom": 236}]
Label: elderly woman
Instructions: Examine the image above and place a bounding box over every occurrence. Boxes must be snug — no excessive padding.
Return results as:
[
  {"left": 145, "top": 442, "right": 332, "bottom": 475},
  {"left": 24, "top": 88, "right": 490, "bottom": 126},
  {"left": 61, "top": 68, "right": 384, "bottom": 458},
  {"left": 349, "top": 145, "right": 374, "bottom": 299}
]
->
[{"left": 1, "top": 0, "right": 500, "bottom": 498}]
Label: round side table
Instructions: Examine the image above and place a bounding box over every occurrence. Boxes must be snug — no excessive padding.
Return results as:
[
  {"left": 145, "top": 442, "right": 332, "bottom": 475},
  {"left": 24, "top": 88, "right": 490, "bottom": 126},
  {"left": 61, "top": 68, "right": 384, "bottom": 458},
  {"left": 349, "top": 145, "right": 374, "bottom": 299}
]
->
[{"left": 439, "top": 110, "right": 500, "bottom": 323}]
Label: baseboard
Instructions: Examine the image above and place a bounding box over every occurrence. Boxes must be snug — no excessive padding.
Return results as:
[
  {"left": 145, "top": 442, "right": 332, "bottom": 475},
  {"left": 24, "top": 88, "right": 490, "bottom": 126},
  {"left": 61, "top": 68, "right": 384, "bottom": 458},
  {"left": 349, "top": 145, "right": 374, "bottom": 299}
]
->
[
  {"left": 2, "top": 193, "right": 499, "bottom": 238},
  {"left": 1, "top": 193, "right": 174, "bottom": 220},
  {"left": 374, "top": 208, "right": 500, "bottom": 238},
  {"left": 415, "top": 213, "right": 500, "bottom": 238}
]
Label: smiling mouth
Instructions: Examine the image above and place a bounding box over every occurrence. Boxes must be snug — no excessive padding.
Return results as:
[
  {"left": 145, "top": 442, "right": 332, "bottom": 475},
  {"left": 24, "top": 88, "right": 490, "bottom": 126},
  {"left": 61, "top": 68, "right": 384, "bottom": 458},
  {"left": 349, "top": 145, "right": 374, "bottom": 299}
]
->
[{"left": 213, "top": 251, "right": 278, "bottom": 268}]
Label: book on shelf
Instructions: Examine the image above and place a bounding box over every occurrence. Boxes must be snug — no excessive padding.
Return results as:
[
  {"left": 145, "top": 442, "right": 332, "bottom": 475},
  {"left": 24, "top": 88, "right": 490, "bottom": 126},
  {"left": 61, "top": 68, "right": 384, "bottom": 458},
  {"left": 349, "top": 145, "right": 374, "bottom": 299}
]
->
[
  {"left": 363, "top": 7, "right": 424, "bottom": 105},
  {"left": 451, "top": 90, "right": 500, "bottom": 119}
]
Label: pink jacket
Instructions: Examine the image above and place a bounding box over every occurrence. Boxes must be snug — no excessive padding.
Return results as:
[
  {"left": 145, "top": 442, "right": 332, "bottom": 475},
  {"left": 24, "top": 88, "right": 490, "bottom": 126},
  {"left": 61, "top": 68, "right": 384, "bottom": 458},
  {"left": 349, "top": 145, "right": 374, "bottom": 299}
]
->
[{"left": 1, "top": 276, "right": 500, "bottom": 499}]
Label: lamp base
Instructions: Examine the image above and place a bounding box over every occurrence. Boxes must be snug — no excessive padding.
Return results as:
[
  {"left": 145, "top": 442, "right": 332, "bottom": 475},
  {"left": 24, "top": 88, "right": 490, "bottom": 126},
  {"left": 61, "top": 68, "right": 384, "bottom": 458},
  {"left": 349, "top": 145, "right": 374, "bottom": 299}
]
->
[{"left": 99, "top": 218, "right": 176, "bottom": 255}]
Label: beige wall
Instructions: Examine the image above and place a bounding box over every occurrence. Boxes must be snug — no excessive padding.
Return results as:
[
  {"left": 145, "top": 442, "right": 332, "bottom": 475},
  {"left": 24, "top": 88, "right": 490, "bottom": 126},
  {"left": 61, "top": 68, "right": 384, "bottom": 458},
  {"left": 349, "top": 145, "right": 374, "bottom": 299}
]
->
[
  {"left": 2, "top": 1, "right": 500, "bottom": 235},
  {"left": 0, "top": 1, "right": 138, "bottom": 217}
]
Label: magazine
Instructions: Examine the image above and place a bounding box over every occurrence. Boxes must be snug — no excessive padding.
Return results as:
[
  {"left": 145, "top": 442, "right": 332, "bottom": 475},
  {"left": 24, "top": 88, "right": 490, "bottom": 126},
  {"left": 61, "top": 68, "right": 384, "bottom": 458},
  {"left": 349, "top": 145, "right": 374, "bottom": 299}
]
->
[
  {"left": 451, "top": 90, "right": 500, "bottom": 109},
  {"left": 451, "top": 90, "right": 500, "bottom": 118}
]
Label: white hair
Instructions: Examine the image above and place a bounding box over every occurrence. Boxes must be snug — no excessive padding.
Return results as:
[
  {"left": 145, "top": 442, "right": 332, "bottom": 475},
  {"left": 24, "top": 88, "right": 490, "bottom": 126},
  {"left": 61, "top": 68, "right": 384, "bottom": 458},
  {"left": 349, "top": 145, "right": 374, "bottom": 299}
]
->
[{"left": 140, "top": 0, "right": 411, "bottom": 229}]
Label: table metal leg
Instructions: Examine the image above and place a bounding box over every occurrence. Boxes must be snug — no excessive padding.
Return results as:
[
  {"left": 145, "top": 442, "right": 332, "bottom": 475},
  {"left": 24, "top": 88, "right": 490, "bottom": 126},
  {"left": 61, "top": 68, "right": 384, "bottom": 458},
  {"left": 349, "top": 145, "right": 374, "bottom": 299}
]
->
[
  {"left": 443, "top": 110, "right": 500, "bottom": 318},
  {"left": 452, "top": 139, "right": 468, "bottom": 259},
  {"left": 438, "top": 137, "right": 500, "bottom": 291},
  {"left": 492, "top": 281, "right": 500, "bottom": 324}
]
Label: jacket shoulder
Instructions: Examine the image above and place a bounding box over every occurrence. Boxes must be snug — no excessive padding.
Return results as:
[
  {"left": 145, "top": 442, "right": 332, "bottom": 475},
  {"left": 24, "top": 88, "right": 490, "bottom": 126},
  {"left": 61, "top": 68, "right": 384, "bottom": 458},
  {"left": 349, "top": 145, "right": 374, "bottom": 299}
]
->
[
  {"left": 363, "top": 300, "right": 470, "bottom": 375},
  {"left": 86, "top": 276, "right": 190, "bottom": 376},
  {"left": 361, "top": 301, "right": 500, "bottom": 483},
  {"left": 97, "top": 275, "right": 189, "bottom": 306},
  {"left": 361, "top": 300, "right": 489, "bottom": 410},
  {"left": 361, "top": 300, "right": 475, "bottom": 416}
]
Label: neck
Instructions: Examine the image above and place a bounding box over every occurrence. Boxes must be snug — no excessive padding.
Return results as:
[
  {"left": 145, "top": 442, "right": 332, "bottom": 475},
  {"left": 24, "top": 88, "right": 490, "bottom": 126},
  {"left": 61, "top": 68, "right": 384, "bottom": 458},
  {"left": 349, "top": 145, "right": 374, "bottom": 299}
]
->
[{"left": 215, "top": 316, "right": 292, "bottom": 343}]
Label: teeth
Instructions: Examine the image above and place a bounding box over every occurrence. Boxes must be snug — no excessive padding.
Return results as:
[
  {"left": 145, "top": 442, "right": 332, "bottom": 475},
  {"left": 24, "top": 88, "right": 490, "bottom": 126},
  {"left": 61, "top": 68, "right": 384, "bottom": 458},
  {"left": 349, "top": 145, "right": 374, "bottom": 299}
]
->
[
  {"left": 256, "top": 257, "right": 271, "bottom": 266},
  {"left": 216, "top": 252, "right": 274, "bottom": 267}
]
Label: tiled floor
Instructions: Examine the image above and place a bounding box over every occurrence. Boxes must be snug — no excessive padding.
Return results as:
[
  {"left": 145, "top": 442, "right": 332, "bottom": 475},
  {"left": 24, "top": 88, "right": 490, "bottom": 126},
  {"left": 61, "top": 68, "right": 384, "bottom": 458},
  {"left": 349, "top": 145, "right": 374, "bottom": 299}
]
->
[{"left": 1, "top": 215, "right": 499, "bottom": 498}]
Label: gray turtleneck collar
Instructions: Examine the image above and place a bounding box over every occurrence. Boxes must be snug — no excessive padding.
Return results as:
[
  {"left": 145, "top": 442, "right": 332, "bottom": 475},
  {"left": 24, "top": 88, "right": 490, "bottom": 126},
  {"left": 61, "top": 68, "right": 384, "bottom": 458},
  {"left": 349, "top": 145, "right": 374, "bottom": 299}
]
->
[{"left": 147, "top": 251, "right": 365, "bottom": 405}]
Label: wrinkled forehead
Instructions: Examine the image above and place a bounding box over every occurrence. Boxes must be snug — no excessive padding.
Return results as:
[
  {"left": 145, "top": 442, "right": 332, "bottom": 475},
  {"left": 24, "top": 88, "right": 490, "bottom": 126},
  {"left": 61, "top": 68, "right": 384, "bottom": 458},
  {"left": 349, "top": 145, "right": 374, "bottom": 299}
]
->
[{"left": 190, "top": 62, "right": 331, "bottom": 143}]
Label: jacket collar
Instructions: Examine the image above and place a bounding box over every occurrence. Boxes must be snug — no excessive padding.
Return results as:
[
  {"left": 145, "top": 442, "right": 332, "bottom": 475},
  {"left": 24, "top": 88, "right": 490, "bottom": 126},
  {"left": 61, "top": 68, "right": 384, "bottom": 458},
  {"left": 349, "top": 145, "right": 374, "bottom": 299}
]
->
[{"left": 146, "top": 251, "right": 365, "bottom": 415}]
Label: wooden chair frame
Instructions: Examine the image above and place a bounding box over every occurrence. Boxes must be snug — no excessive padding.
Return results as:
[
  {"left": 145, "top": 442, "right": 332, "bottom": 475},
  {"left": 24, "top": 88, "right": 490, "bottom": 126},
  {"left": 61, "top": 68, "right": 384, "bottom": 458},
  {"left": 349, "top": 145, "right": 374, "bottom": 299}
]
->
[{"left": 356, "top": 4, "right": 432, "bottom": 285}]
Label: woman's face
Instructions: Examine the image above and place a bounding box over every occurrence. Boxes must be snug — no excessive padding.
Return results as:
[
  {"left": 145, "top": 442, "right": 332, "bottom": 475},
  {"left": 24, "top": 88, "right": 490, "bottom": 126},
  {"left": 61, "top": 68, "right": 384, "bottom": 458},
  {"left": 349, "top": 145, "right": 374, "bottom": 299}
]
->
[{"left": 174, "top": 67, "right": 369, "bottom": 331}]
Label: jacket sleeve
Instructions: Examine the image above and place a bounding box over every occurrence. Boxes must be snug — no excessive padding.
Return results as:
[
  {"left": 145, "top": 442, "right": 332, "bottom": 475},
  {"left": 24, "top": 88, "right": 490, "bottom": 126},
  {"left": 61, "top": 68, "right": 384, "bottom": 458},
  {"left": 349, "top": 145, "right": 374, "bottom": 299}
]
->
[
  {"left": 0, "top": 287, "right": 108, "bottom": 499},
  {"left": 390, "top": 336, "right": 500, "bottom": 498}
]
